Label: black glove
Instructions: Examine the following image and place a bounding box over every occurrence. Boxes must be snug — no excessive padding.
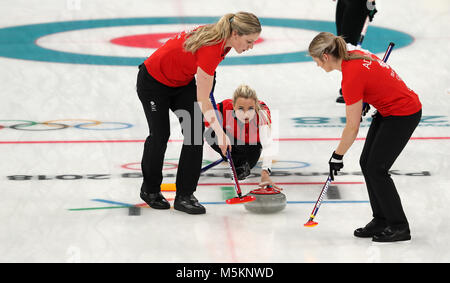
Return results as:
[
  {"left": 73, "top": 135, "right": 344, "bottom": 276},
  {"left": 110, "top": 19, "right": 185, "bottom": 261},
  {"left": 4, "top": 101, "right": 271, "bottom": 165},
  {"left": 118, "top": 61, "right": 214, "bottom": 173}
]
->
[
  {"left": 367, "top": 1, "right": 377, "bottom": 22},
  {"left": 329, "top": 151, "right": 344, "bottom": 181}
]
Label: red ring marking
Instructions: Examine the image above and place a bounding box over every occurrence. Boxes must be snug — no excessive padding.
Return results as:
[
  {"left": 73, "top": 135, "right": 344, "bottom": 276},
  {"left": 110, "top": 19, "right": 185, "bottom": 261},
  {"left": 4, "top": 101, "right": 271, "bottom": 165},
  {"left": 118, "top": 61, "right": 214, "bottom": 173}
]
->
[
  {"left": 110, "top": 32, "right": 264, "bottom": 49},
  {"left": 121, "top": 161, "right": 178, "bottom": 171}
]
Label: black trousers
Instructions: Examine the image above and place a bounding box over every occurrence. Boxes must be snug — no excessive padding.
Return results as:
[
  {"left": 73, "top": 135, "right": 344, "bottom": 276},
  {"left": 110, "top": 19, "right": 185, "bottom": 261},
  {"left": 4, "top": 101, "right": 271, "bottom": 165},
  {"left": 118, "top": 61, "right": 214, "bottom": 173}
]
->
[
  {"left": 336, "top": 0, "right": 368, "bottom": 45},
  {"left": 205, "top": 127, "right": 262, "bottom": 170},
  {"left": 136, "top": 64, "right": 204, "bottom": 196},
  {"left": 360, "top": 110, "right": 422, "bottom": 229}
]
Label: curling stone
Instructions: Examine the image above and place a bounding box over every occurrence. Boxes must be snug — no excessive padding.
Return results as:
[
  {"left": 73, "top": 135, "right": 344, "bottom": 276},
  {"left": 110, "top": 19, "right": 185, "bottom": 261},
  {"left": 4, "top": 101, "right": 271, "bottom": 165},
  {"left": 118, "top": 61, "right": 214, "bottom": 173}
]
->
[{"left": 244, "top": 186, "right": 286, "bottom": 214}]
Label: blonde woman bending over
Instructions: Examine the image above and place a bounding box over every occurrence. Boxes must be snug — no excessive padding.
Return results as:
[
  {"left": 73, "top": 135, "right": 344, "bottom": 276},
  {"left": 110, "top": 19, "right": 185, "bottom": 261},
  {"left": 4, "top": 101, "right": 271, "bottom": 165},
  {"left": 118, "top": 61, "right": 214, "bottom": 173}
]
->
[
  {"left": 308, "top": 32, "right": 421, "bottom": 242},
  {"left": 136, "top": 12, "right": 261, "bottom": 214}
]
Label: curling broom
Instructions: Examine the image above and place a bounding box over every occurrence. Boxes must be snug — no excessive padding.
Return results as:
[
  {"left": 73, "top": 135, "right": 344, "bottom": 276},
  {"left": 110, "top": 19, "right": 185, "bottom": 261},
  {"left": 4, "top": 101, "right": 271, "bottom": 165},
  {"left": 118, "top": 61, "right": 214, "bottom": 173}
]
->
[{"left": 209, "top": 91, "right": 255, "bottom": 204}]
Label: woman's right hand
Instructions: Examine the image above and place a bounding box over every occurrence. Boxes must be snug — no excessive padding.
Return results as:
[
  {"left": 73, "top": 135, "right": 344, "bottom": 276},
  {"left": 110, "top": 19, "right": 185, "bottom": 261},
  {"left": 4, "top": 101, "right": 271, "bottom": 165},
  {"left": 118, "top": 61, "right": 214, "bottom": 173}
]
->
[{"left": 216, "top": 130, "right": 231, "bottom": 156}]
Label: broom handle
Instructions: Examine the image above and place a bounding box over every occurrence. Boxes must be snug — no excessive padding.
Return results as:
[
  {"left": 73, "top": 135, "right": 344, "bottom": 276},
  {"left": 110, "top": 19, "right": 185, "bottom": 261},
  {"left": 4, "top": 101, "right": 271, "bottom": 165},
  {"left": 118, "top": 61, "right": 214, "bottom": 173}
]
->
[
  {"left": 382, "top": 42, "right": 395, "bottom": 62},
  {"left": 357, "top": 16, "right": 370, "bottom": 48},
  {"left": 209, "top": 91, "right": 243, "bottom": 197},
  {"left": 200, "top": 158, "right": 224, "bottom": 173},
  {"left": 307, "top": 175, "right": 332, "bottom": 221}
]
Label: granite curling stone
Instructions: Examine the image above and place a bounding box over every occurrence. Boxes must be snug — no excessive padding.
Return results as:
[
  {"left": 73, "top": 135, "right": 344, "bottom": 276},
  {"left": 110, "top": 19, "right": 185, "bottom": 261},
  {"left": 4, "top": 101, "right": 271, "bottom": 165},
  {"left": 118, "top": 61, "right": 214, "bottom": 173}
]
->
[{"left": 243, "top": 186, "right": 286, "bottom": 214}]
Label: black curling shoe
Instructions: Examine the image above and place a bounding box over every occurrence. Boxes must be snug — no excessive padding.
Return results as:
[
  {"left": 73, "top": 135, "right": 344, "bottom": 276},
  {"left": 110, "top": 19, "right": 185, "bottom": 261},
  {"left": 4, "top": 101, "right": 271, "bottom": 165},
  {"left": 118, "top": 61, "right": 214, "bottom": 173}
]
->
[
  {"left": 236, "top": 162, "right": 251, "bottom": 180},
  {"left": 372, "top": 226, "right": 411, "bottom": 243},
  {"left": 140, "top": 191, "right": 170, "bottom": 209},
  {"left": 174, "top": 194, "right": 206, "bottom": 215},
  {"left": 354, "top": 219, "right": 387, "bottom": 238}
]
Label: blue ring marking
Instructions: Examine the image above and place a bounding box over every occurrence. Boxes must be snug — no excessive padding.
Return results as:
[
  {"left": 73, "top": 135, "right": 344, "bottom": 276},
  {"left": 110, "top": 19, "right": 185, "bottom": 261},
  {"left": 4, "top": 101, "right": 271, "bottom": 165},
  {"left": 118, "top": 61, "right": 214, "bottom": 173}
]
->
[
  {"left": 200, "top": 201, "right": 369, "bottom": 205},
  {"left": 74, "top": 122, "right": 133, "bottom": 130},
  {"left": 91, "top": 199, "right": 134, "bottom": 207},
  {"left": 199, "top": 200, "right": 369, "bottom": 205},
  {"left": 0, "top": 17, "right": 414, "bottom": 66},
  {"left": 254, "top": 160, "right": 310, "bottom": 170},
  {"left": 91, "top": 198, "right": 369, "bottom": 208},
  {"left": 208, "top": 160, "right": 310, "bottom": 170},
  {"left": 286, "top": 200, "right": 369, "bottom": 204}
]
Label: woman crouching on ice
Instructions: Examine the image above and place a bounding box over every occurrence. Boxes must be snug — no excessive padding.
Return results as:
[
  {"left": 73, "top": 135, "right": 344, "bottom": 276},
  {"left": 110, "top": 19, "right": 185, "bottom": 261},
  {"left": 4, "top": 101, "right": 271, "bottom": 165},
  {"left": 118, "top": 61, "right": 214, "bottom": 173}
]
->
[
  {"left": 308, "top": 32, "right": 422, "bottom": 242},
  {"left": 205, "top": 84, "right": 276, "bottom": 187}
]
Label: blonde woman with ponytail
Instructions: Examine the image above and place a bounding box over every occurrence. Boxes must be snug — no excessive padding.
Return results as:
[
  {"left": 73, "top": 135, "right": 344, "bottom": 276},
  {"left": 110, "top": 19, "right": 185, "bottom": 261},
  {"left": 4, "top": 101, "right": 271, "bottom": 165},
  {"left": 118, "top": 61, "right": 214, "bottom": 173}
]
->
[
  {"left": 136, "top": 12, "right": 261, "bottom": 215},
  {"left": 205, "top": 84, "right": 276, "bottom": 187},
  {"left": 308, "top": 32, "right": 422, "bottom": 242}
]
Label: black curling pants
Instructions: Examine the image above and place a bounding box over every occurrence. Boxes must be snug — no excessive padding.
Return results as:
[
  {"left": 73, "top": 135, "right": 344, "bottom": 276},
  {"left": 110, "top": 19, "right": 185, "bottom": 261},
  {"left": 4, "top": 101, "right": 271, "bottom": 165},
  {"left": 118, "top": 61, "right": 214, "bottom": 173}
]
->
[
  {"left": 360, "top": 110, "right": 422, "bottom": 229},
  {"left": 136, "top": 64, "right": 204, "bottom": 196},
  {"left": 336, "top": 0, "right": 368, "bottom": 45},
  {"left": 205, "top": 127, "right": 262, "bottom": 170}
]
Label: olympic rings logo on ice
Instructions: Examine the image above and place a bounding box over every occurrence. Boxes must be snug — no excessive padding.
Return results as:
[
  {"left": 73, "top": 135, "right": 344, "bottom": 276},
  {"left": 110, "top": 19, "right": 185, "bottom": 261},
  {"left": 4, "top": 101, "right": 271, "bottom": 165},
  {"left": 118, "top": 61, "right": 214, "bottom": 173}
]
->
[{"left": 0, "top": 119, "right": 133, "bottom": 131}]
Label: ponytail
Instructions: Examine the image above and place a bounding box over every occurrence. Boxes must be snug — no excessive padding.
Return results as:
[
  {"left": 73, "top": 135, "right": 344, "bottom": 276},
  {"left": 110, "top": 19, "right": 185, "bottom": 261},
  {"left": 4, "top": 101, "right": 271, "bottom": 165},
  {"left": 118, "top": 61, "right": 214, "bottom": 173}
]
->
[
  {"left": 184, "top": 12, "right": 261, "bottom": 53},
  {"left": 308, "top": 32, "right": 375, "bottom": 62}
]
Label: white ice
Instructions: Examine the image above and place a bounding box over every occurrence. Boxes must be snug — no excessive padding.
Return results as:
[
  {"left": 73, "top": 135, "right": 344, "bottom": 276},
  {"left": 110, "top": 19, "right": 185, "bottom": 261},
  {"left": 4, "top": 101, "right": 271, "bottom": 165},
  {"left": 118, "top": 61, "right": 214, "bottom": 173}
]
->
[{"left": 0, "top": 0, "right": 449, "bottom": 263}]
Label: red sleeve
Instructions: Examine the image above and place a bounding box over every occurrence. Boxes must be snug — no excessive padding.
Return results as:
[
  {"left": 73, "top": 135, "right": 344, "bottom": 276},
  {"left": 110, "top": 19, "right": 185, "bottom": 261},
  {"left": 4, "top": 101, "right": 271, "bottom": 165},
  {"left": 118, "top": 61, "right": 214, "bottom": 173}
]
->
[
  {"left": 195, "top": 45, "right": 223, "bottom": 76},
  {"left": 258, "top": 101, "right": 271, "bottom": 125}
]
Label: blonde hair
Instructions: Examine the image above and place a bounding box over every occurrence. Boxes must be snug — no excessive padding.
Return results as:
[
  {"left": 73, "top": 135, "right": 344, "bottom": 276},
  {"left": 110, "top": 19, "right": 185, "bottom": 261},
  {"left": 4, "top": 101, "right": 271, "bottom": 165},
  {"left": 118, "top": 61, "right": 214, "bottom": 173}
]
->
[
  {"left": 233, "top": 84, "right": 271, "bottom": 126},
  {"left": 308, "top": 32, "right": 375, "bottom": 62},
  {"left": 184, "top": 12, "right": 261, "bottom": 53}
]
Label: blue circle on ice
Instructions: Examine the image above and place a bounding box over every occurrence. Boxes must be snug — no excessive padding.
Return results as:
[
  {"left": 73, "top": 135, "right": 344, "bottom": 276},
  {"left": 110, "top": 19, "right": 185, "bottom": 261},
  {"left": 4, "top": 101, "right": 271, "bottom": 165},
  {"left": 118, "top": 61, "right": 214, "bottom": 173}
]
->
[{"left": 0, "top": 16, "right": 414, "bottom": 66}]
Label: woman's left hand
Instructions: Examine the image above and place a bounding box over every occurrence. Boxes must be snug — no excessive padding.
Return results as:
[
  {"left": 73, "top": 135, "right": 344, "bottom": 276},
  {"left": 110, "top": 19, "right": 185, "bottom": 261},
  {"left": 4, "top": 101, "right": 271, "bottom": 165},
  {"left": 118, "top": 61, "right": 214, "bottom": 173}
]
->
[{"left": 259, "top": 170, "right": 281, "bottom": 190}]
